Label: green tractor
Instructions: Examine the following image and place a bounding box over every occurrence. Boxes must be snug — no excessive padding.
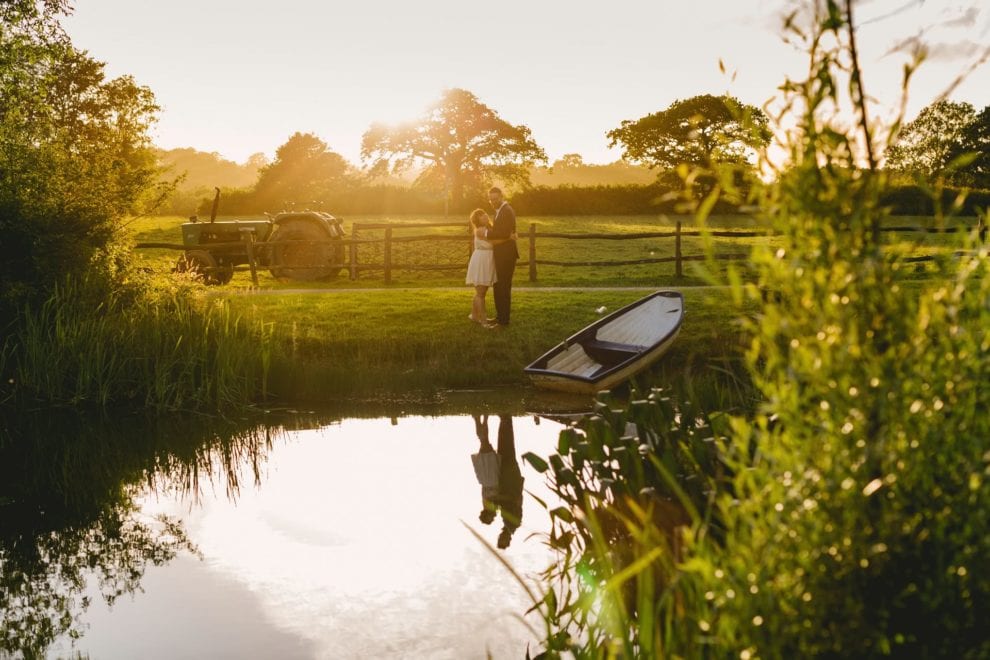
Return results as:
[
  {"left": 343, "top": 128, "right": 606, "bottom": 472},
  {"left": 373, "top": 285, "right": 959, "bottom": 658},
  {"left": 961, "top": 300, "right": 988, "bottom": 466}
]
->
[{"left": 175, "top": 189, "right": 346, "bottom": 284}]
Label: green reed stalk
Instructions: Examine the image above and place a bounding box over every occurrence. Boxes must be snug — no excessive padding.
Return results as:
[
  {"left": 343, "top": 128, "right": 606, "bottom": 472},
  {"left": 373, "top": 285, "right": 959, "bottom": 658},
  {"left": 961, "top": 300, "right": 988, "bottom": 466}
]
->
[{"left": 3, "top": 277, "right": 272, "bottom": 411}]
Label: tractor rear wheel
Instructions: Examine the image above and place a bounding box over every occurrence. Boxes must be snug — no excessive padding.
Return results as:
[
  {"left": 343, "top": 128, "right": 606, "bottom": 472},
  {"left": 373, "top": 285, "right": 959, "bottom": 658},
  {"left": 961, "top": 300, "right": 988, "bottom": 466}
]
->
[
  {"left": 268, "top": 222, "right": 342, "bottom": 281},
  {"left": 175, "top": 250, "right": 232, "bottom": 285}
]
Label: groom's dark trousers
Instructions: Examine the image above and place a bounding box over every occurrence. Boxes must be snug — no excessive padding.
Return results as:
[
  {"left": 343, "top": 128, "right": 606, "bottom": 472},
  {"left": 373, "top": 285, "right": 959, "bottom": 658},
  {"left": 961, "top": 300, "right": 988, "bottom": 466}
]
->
[{"left": 491, "top": 203, "right": 518, "bottom": 325}]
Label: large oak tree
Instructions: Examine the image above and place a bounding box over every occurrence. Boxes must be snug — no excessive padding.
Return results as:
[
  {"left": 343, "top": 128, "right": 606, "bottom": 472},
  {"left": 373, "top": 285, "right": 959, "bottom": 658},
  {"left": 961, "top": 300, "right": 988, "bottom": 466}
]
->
[
  {"left": 884, "top": 100, "right": 977, "bottom": 183},
  {"left": 607, "top": 94, "right": 771, "bottom": 173},
  {"left": 361, "top": 88, "right": 546, "bottom": 210}
]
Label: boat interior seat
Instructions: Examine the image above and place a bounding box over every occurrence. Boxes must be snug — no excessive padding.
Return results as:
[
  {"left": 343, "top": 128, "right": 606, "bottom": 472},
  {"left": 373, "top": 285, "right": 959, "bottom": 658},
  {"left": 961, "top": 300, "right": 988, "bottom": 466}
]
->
[
  {"left": 546, "top": 343, "right": 602, "bottom": 378},
  {"left": 584, "top": 338, "right": 645, "bottom": 353}
]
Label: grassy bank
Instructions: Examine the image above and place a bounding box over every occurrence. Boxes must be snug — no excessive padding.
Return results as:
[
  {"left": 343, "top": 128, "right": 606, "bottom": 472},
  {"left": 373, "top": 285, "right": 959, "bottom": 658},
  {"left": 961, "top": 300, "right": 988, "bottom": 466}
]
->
[
  {"left": 1, "top": 279, "right": 751, "bottom": 409},
  {"left": 7, "top": 213, "right": 969, "bottom": 409},
  {"left": 226, "top": 287, "right": 752, "bottom": 403}
]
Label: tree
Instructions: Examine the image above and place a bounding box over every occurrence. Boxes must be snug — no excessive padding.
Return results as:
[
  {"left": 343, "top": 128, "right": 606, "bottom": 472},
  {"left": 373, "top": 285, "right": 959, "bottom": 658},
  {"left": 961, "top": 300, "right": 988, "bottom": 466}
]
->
[
  {"left": 557, "top": 153, "right": 585, "bottom": 169},
  {"left": 252, "top": 132, "right": 350, "bottom": 210},
  {"left": 361, "top": 88, "right": 546, "bottom": 211},
  {"left": 0, "top": 7, "right": 161, "bottom": 307},
  {"left": 606, "top": 94, "right": 771, "bottom": 173},
  {"left": 949, "top": 105, "right": 990, "bottom": 189},
  {"left": 883, "top": 100, "right": 976, "bottom": 182}
]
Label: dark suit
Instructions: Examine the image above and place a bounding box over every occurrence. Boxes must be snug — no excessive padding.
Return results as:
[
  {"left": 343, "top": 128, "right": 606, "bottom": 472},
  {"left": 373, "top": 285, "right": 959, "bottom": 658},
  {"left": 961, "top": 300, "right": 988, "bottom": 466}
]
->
[{"left": 489, "top": 201, "right": 517, "bottom": 325}]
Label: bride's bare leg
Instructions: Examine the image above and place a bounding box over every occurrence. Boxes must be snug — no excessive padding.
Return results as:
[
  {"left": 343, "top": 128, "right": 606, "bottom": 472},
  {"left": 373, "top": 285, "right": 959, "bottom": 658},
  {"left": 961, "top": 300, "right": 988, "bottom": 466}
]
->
[{"left": 472, "top": 285, "right": 488, "bottom": 322}]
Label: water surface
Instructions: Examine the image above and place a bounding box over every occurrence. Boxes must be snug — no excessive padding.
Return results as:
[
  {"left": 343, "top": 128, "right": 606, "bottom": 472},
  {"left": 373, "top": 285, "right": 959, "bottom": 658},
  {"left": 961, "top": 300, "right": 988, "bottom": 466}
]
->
[{"left": 1, "top": 400, "right": 585, "bottom": 658}]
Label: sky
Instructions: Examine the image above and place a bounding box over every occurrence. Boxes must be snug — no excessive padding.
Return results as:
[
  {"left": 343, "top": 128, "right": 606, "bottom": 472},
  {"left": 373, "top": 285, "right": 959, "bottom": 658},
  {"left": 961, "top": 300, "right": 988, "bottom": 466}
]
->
[{"left": 62, "top": 0, "right": 990, "bottom": 167}]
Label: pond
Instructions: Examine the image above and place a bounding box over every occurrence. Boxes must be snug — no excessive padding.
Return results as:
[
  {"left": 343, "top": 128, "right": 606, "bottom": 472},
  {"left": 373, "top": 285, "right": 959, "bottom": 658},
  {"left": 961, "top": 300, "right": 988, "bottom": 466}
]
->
[{"left": 0, "top": 394, "right": 590, "bottom": 659}]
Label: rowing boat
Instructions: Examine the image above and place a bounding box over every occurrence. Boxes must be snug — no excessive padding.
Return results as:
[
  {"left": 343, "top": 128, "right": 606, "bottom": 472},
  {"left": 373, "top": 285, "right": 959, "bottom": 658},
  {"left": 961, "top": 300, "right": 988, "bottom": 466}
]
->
[{"left": 524, "top": 291, "right": 684, "bottom": 394}]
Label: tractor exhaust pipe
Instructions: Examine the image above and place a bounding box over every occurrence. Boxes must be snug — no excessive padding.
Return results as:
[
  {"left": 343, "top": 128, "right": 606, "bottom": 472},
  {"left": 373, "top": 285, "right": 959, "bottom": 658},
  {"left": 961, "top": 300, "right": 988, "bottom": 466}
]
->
[{"left": 210, "top": 187, "right": 220, "bottom": 223}]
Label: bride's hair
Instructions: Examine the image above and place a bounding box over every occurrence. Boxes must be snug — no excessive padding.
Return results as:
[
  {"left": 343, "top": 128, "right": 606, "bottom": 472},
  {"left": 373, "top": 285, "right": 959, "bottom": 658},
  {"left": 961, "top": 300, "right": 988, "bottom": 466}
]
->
[{"left": 469, "top": 208, "right": 489, "bottom": 228}]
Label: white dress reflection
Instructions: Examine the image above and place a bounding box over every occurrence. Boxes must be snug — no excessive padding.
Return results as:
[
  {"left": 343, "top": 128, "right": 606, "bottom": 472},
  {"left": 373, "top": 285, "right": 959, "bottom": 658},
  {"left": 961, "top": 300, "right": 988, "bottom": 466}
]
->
[{"left": 471, "top": 414, "right": 524, "bottom": 549}]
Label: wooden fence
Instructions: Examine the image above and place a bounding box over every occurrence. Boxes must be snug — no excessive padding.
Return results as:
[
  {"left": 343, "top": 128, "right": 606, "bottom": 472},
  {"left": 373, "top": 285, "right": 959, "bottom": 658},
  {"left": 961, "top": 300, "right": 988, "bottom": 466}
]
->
[{"left": 136, "top": 219, "right": 985, "bottom": 286}]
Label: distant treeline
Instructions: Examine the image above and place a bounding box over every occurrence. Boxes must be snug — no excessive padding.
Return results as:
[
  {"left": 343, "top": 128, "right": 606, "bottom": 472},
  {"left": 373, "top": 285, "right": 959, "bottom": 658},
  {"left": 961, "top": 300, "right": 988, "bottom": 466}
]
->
[
  {"left": 880, "top": 185, "right": 990, "bottom": 216},
  {"left": 195, "top": 182, "right": 990, "bottom": 218},
  {"left": 195, "top": 182, "right": 723, "bottom": 217}
]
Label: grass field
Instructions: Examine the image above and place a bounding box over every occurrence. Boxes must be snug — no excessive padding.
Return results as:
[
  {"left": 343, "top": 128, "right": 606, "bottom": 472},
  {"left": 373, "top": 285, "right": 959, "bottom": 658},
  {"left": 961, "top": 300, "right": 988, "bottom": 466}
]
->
[
  {"left": 129, "top": 213, "right": 974, "bottom": 289},
  {"left": 222, "top": 287, "right": 753, "bottom": 404}
]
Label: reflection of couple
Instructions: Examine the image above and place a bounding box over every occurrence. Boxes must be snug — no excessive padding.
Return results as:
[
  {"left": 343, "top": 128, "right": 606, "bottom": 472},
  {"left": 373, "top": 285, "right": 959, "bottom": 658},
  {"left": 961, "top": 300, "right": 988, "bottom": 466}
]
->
[
  {"left": 470, "top": 414, "right": 523, "bottom": 549},
  {"left": 465, "top": 187, "right": 518, "bottom": 330}
]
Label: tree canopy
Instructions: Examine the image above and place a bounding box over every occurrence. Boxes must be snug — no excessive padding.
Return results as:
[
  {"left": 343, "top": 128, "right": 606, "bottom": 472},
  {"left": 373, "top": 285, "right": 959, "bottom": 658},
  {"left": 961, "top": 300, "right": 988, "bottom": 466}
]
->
[
  {"left": 949, "top": 105, "right": 990, "bottom": 189},
  {"left": 361, "top": 88, "right": 546, "bottom": 209},
  {"left": 0, "top": 5, "right": 161, "bottom": 306},
  {"left": 252, "top": 132, "right": 350, "bottom": 211},
  {"left": 884, "top": 100, "right": 978, "bottom": 183},
  {"left": 606, "top": 94, "right": 771, "bottom": 172}
]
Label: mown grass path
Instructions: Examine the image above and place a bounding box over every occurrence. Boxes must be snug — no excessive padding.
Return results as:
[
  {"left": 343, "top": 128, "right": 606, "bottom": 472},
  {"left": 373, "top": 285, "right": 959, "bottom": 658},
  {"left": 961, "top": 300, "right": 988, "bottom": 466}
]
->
[{"left": 221, "top": 285, "right": 716, "bottom": 295}]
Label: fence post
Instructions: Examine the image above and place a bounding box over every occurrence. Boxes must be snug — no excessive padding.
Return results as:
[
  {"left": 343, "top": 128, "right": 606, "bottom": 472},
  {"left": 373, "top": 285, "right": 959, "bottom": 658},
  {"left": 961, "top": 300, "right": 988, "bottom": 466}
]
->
[
  {"left": 980, "top": 216, "right": 987, "bottom": 245},
  {"left": 384, "top": 226, "right": 393, "bottom": 284},
  {"left": 675, "top": 220, "right": 683, "bottom": 278},
  {"left": 349, "top": 224, "right": 358, "bottom": 280},
  {"left": 529, "top": 222, "right": 537, "bottom": 282}
]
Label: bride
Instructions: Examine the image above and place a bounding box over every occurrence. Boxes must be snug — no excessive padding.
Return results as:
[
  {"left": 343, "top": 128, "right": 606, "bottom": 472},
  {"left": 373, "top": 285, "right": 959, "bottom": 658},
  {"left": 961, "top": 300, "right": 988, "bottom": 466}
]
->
[{"left": 466, "top": 209, "right": 513, "bottom": 324}]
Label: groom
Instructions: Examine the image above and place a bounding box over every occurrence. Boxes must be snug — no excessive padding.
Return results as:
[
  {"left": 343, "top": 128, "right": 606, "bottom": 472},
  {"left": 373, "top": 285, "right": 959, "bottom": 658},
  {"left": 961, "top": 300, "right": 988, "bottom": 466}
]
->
[{"left": 486, "top": 187, "right": 517, "bottom": 329}]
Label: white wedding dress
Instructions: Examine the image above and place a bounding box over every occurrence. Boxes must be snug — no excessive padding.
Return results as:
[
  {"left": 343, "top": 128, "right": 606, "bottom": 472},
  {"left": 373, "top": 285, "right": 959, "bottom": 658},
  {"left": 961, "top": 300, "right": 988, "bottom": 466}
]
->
[{"left": 466, "top": 236, "right": 497, "bottom": 286}]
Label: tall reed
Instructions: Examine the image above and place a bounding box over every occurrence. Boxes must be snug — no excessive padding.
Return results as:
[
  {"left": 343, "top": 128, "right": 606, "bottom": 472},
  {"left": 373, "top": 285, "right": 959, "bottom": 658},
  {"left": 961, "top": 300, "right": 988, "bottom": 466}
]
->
[{"left": 2, "top": 277, "right": 271, "bottom": 410}]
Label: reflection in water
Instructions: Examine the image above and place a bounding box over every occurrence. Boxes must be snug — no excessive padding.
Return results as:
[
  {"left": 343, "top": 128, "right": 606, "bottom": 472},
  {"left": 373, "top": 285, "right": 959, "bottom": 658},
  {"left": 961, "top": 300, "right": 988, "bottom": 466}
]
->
[
  {"left": 0, "top": 411, "right": 281, "bottom": 657},
  {"left": 0, "top": 398, "right": 589, "bottom": 658},
  {"left": 471, "top": 415, "right": 524, "bottom": 549}
]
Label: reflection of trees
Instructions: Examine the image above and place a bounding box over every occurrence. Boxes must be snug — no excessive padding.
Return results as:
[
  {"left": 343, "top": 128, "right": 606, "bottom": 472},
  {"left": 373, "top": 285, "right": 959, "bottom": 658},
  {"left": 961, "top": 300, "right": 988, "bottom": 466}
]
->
[
  {"left": 1, "top": 503, "right": 194, "bottom": 655},
  {"left": 0, "top": 411, "right": 286, "bottom": 656}
]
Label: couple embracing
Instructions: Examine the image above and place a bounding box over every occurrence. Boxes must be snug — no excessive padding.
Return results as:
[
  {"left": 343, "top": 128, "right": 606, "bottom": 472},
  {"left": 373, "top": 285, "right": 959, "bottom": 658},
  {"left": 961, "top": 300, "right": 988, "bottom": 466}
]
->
[{"left": 466, "top": 187, "right": 517, "bottom": 330}]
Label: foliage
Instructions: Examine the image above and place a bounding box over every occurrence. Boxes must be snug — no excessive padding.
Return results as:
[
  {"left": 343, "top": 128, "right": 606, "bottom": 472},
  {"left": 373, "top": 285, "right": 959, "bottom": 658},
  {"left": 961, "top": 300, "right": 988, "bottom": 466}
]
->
[
  {"left": 361, "top": 88, "right": 546, "bottom": 209},
  {"left": 514, "top": 183, "right": 740, "bottom": 215},
  {"left": 884, "top": 100, "right": 977, "bottom": 183},
  {"left": 950, "top": 105, "right": 990, "bottom": 189},
  {"left": 880, "top": 184, "right": 990, "bottom": 216},
  {"left": 201, "top": 181, "right": 735, "bottom": 216},
  {"left": 0, "top": 7, "right": 162, "bottom": 311},
  {"left": 529, "top": 1, "right": 990, "bottom": 658},
  {"left": 520, "top": 387, "right": 743, "bottom": 658},
  {"left": 529, "top": 155, "right": 657, "bottom": 187},
  {"left": 698, "top": 3, "right": 990, "bottom": 650},
  {"left": 0, "top": 0, "right": 70, "bottom": 22},
  {"left": 252, "top": 132, "right": 352, "bottom": 211},
  {"left": 607, "top": 94, "right": 771, "bottom": 174}
]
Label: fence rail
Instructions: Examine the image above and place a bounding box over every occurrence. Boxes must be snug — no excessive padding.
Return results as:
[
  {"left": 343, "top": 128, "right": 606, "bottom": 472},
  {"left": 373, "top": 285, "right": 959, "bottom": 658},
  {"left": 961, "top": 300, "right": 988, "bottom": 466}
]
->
[{"left": 135, "top": 218, "right": 984, "bottom": 285}]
